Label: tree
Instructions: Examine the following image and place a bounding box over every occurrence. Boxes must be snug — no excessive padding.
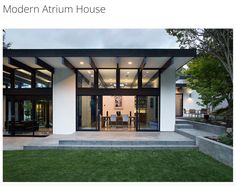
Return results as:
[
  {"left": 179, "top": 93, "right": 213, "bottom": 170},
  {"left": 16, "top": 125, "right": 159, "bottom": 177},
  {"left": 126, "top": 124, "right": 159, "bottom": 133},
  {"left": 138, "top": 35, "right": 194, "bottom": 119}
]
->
[
  {"left": 186, "top": 55, "right": 232, "bottom": 110},
  {"left": 3, "top": 29, "right": 11, "bottom": 49},
  {"left": 166, "top": 29, "right": 233, "bottom": 82}
]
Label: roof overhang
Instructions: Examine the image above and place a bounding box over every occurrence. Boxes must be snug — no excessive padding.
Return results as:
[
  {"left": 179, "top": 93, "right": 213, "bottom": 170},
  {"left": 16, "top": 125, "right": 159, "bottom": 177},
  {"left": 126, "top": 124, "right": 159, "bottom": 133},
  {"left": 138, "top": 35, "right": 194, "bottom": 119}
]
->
[{"left": 3, "top": 49, "right": 196, "bottom": 71}]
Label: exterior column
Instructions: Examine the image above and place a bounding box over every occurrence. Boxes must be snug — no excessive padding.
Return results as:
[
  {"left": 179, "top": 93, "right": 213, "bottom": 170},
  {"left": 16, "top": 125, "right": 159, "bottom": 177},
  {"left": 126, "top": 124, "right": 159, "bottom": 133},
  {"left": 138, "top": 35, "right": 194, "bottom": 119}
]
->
[
  {"left": 53, "top": 68, "right": 76, "bottom": 134},
  {"left": 160, "top": 66, "right": 176, "bottom": 131}
]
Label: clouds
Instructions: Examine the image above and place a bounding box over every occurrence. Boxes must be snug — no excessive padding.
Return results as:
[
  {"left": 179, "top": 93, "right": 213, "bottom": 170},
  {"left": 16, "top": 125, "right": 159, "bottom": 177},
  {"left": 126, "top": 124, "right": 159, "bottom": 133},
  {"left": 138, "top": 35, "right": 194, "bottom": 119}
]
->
[{"left": 5, "top": 29, "right": 179, "bottom": 49}]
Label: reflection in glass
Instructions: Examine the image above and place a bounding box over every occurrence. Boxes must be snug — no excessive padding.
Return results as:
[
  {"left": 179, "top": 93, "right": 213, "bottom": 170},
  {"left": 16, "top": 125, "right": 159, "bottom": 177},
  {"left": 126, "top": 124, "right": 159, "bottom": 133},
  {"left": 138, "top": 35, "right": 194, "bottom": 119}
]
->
[
  {"left": 15, "top": 69, "right": 31, "bottom": 88},
  {"left": 142, "top": 69, "right": 159, "bottom": 88},
  {"left": 3, "top": 71, "right": 11, "bottom": 88},
  {"left": 120, "top": 69, "right": 138, "bottom": 89},
  {"left": 78, "top": 70, "right": 94, "bottom": 88},
  {"left": 78, "top": 96, "right": 98, "bottom": 129},
  {"left": 99, "top": 69, "right": 116, "bottom": 88},
  {"left": 137, "top": 96, "right": 159, "bottom": 130},
  {"left": 36, "top": 70, "right": 52, "bottom": 88}
]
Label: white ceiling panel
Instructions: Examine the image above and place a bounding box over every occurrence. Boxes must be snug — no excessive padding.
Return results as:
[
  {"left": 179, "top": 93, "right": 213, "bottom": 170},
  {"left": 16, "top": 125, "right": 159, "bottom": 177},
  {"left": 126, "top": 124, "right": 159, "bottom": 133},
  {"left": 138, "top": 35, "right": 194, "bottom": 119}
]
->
[
  {"left": 66, "top": 57, "right": 91, "bottom": 68},
  {"left": 145, "top": 57, "right": 170, "bottom": 68},
  {"left": 39, "top": 57, "right": 64, "bottom": 68},
  {"left": 93, "top": 57, "right": 117, "bottom": 68},
  {"left": 12, "top": 57, "right": 41, "bottom": 68},
  {"left": 173, "top": 57, "right": 193, "bottom": 70},
  {"left": 3, "top": 57, "right": 17, "bottom": 68},
  {"left": 119, "top": 57, "right": 143, "bottom": 68}
]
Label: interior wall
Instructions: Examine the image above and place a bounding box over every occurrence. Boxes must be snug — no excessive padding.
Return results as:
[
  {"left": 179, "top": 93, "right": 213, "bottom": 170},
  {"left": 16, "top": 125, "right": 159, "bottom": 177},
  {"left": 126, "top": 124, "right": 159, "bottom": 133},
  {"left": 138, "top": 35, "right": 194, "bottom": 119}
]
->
[
  {"left": 103, "top": 96, "right": 135, "bottom": 116},
  {"left": 53, "top": 68, "right": 76, "bottom": 134}
]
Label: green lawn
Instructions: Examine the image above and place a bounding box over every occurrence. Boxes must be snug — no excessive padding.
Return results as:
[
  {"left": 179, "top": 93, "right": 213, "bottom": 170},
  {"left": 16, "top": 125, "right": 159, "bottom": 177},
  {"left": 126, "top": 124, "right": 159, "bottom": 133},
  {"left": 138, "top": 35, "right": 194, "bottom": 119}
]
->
[{"left": 3, "top": 149, "right": 233, "bottom": 182}]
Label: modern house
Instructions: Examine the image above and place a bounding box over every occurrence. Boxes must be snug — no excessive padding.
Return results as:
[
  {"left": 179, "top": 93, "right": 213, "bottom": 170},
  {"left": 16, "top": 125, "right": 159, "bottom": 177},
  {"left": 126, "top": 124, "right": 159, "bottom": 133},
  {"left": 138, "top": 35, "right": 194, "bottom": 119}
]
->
[
  {"left": 175, "top": 76, "right": 229, "bottom": 117},
  {"left": 3, "top": 49, "right": 196, "bottom": 136}
]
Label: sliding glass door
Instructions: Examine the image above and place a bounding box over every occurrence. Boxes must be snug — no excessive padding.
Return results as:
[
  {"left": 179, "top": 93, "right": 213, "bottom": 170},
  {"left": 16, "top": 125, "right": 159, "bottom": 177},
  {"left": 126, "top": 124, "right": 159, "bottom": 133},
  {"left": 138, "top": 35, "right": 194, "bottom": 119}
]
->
[
  {"left": 4, "top": 97, "right": 53, "bottom": 136},
  {"left": 77, "top": 96, "right": 101, "bottom": 130},
  {"left": 136, "top": 96, "right": 160, "bottom": 131}
]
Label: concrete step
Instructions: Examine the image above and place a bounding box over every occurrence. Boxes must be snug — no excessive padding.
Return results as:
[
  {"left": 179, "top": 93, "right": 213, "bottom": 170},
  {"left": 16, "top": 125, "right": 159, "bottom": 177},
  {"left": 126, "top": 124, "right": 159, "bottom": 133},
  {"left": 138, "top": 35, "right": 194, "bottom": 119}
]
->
[
  {"left": 176, "top": 128, "right": 219, "bottom": 140},
  {"left": 59, "top": 140, "right": 195, "bottom": 146},
  {"left": 175, "top": 124, "right": 194, "bottom": 129},
  {"left": 176, "top": 120, "right": 190, "bottom": 124},
  {"left": 24, "top": 144, "right": 198, "bottom": 150}
]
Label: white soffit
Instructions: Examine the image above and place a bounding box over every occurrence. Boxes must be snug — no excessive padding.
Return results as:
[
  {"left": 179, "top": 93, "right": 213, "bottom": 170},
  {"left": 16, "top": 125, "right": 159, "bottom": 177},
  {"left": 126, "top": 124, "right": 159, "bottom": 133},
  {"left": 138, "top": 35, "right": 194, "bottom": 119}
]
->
[
  {"left": 12, "top": 57, "right": 41, "bottom": 68},
  {"left": 173, "top": 57, "right": 193, "bottom": 70},
  {"left": 93, "top": 57, "right": 117, "bottom": 68},
  {"left": 39, "top": 57, "right": 64, "bottom": 68},
  {"left": 66, "top": 57, "right": 91, "bottom": 68},
  {"left": 3, "top": 57, "right": 17, "bottom": 69},
  {"left": 146, "top": 57, "right": 170, "bottom": 68},
  {"left": 119, "top": 57, "right": 143, "bottom": 68}
]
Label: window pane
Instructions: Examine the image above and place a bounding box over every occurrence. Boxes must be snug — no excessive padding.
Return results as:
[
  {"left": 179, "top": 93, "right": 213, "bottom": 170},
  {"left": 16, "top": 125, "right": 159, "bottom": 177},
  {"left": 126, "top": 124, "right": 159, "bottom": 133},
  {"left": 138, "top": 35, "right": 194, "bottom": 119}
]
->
[
  {"left": 78, "top": 96, "right": 98, "bottom": 129},
  {"left": 142, "top": 69, "right": 159, "bottom": 88},
  {"left": 15, "top": 69, "right": 31, "bottom": 88},
  {"left": 120, "top": 69, "right": 138, "bottom": 89},
  {"left": 36, "top": 70, "right": 52, "bottom": 88},
  {"left": 3, "top": 71, "right": 11, "bottom": 88},
  {"left": 78, "top": 70, "right": 94, "bottom": 88},
  {"left": 138, "top": 96, "right": 159, "bottom": 130},
  {"left": 99, "top": 69, "right": 116, "bottom": 89}
]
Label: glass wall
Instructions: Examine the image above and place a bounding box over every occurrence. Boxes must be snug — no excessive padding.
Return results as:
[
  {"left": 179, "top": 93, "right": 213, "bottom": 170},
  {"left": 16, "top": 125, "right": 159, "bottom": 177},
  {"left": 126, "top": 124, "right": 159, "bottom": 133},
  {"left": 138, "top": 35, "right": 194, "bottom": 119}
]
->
[
  {"left": 4, "top": 98, "right": 53, "bottom": 136},
  {"left": 137, "top": 96, "right": 159, "bottom": 130},
  {"left": 77, "top": 96, "right": 98, "bottom": 130},
  {"left": 142, "top": 69, "right": 159, "bottom": 88},
  {"left": 36, "top": 70, "right": 52, "bottom": 88},
  {"left": 15, "top": 69, "right": 32, "bottom": 88},
  {"left": 5, "top": 100, "right": 34, "bottom": 135},
  {"left": 3, "top": 71, "right": 11, "bottom": 88},
  {"left": 78, "top": 69, "right": 94, "bottom": 88},
  {"left": 120, "top": 69, "right": 138, "bottom": 89},
  {"left": 35, "top": 100, "right": 53, "bottom": 135},
  {"left": 98, "top": 69, "right": 116, "bottom": 88}
]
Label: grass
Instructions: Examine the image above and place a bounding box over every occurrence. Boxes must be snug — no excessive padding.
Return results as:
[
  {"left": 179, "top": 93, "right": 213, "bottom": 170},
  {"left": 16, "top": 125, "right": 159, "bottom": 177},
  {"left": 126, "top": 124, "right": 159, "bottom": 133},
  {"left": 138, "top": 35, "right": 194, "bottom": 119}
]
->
[{"left": 3, "top": 149, "right": 233, "bottom": 182}]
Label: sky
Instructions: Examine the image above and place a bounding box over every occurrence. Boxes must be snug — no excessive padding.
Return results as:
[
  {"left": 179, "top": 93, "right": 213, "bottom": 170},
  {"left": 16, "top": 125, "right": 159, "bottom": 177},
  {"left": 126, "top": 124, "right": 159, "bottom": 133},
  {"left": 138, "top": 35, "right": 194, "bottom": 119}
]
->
[{"left": 5, "top": 29, "right": 179, "bottom": 49}]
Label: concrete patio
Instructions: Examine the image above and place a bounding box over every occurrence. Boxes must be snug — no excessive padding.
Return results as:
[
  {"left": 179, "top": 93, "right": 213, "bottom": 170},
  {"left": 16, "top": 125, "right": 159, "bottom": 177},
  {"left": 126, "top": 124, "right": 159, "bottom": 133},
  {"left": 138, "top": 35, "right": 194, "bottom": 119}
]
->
[{"left": 3, "top": 131, "right": 196, "bottom": 150}]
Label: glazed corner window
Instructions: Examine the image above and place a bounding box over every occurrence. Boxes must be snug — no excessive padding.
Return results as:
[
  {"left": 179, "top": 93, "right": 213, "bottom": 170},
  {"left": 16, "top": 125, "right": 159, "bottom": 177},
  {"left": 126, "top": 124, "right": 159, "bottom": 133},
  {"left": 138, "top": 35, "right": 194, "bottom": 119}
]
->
[
  {"left": 3, "top": 71, "right": 11, "bottom": 88},
  {"left": 142, "top": 69, "right": 159, "bottom": 88},
  {"left": 99, "top": 69, "right": 116, "bottom": 89},
  {"left": 36, "top": 70, "right": 52, "bottom": 88},
  {"left": 15, "top": 69, "right": 32, "bottom": 88},
  {"left": 78, "top": 70, "right": 94, "bottom": 88},
  {"left": 120, "top": 69, "right": 138, "bottom": 89}
]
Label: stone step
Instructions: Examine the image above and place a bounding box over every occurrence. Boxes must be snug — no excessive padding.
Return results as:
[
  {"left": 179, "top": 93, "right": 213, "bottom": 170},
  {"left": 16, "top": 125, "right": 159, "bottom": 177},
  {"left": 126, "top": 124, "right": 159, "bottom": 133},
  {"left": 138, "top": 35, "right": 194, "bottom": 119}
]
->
[
  {"left": 175, "top": 129, "right": 196, "bottom": 140},
  {"left": 59, "top": 140, "right": 195, "bottom": 146},
  {"left": 24, "top": 144, "right": 198, "bottom": 150},
  {"left": 176, "top": 120, "right": 190, "bottom": 124},
  {"left": 176, "top": 128, "right": 219, "bottom": 141},
  {"left": 175, "top": 124, "right": 194, "bottom": 129}
]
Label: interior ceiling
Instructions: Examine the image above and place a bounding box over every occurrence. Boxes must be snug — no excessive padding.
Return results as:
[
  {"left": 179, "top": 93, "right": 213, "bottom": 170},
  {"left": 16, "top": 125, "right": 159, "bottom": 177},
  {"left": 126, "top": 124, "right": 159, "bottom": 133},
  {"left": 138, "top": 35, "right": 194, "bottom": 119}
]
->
[{"left": 3, "top": 56, "right": 193, "bottom": 71}]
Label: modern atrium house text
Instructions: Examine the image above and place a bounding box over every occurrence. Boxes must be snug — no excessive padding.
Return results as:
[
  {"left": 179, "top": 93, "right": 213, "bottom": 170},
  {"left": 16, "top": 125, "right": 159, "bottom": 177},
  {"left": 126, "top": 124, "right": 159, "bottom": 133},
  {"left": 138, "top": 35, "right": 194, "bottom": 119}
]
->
[{"left": 3, "top": 5, "right": 106, "bottom": 14}]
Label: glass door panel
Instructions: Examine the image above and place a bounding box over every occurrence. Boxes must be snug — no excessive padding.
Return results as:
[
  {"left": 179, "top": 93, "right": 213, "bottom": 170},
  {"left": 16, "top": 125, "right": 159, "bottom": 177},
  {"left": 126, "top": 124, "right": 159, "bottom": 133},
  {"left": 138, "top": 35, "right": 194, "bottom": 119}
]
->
[
  {"left": 136, "top": 96, "right": 159, "bottom": 131},
  {"left": 77, "top": 96, "right": 99, "bottom": 130},
  {"left": 35, "top": 100, "right": 53, "bottom": 135},
  {"left": 6, "top": 100, "right": 34, "bottom": 136}
]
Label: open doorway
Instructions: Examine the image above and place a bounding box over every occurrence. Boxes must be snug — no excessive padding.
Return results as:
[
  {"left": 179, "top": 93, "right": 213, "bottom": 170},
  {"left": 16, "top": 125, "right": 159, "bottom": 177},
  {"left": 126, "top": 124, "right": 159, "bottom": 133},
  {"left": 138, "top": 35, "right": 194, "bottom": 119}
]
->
[{"left": 101, "top": 96, "right": 136, "bottom": 131}]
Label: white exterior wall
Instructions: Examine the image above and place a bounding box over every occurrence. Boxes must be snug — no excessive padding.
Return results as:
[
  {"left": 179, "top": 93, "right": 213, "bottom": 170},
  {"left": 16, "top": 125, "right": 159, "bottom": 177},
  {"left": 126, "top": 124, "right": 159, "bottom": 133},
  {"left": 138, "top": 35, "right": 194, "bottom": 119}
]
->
[
  {"left": 182, "top": 87, "right": 228, "bottom": 117},
  {"left": 53, "top": 68, "right": 76, "bottom": 134},
  {"left": 183, "top": 88, "right": 204, "bottom": 111},
  {"left": 160, "top": 66, "right": 176, "bottom": 131}
]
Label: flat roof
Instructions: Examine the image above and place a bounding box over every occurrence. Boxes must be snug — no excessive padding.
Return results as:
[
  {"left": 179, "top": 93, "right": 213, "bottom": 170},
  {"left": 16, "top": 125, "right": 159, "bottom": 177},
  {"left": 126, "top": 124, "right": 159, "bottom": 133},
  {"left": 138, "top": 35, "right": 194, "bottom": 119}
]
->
[{"left": 3, "top": 49, "right": 196, "bottom": 70}]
